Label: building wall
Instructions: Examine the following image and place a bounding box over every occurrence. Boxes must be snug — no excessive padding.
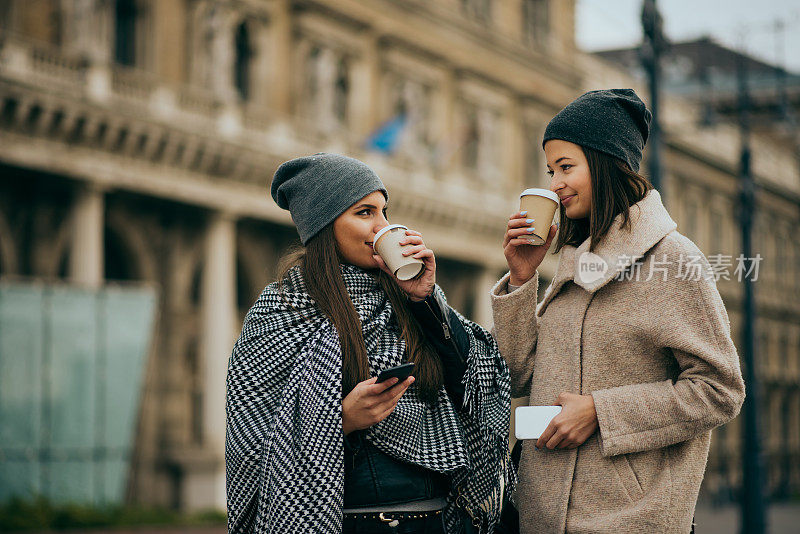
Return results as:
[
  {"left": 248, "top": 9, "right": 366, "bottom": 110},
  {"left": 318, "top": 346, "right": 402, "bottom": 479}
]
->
[
  {"left": 1, "top": 0, "right": 798, "bottom": 510},
  {"left": 0, "top": 0, "right": 579, "bottom": 509}
]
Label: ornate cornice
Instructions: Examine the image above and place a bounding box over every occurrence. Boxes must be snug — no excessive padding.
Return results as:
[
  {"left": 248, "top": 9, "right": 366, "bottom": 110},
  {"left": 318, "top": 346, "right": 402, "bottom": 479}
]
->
[{"left": 0, "top": 33, "right": 511, "bottom": 269}]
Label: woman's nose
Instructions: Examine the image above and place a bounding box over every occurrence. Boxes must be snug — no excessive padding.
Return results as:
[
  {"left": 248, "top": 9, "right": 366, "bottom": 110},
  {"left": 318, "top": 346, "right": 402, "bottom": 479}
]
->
[{"left": 373, "top": 219, "right": 388, "bottom": 235}]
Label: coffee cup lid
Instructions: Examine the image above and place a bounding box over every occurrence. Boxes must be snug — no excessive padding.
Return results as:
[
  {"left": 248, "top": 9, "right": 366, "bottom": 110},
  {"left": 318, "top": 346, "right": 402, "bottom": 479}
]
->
[
  {"left": 373, "top": 224, "right": 408, "bottom": 251},
  {"left": 520, "top": 188, "right": 560, "bottom": 204}
]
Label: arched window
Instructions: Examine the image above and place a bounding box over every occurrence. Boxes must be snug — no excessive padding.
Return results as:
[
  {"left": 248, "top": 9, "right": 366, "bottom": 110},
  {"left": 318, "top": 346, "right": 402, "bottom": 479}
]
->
[
  {"left": 234, "top": 22, "right": 254, "bottom": 101},
  {"left": 114, "top": 0, "right": 138, "bottom": 66}
]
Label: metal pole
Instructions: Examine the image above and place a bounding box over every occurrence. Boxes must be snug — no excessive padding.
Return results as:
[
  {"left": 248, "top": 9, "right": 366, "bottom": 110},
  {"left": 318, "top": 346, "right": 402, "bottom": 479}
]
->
[
  {"left": 736, "top": 39, "right": 768, "bottom": 534},
  {"left": 640, "top": 0, "right": 665, "bottom": 195}
]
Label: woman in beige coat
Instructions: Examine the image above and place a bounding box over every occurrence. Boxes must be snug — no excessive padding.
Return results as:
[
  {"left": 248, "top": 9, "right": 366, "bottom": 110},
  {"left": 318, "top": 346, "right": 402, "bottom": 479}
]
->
[{"left": 491, "top": 89, "right": 745, "bottom": 533}]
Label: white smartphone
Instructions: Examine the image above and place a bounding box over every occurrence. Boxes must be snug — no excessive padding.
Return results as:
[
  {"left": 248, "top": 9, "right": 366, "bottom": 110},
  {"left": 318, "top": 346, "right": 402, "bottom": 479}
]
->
[{"left": 515, "top": 406, "right": 562, "bottom": 440}]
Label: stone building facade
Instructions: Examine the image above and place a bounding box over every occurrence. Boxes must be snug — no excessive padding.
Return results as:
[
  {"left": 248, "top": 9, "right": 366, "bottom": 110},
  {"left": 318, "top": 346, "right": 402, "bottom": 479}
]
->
[{"left": 0, "top": 0, "right": 798, "bottom": 511}]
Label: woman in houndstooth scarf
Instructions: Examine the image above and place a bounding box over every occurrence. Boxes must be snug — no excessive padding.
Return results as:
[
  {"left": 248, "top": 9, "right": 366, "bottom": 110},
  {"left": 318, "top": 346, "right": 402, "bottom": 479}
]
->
[{"left": 225, "top": 154, "right": 514, "bottom": 533}]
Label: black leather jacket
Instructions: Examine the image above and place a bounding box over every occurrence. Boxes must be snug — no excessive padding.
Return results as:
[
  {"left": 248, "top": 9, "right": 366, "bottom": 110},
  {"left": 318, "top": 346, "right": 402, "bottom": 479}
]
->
[{"left": 343, "top": 291, "right": 470, "bottom": 508}]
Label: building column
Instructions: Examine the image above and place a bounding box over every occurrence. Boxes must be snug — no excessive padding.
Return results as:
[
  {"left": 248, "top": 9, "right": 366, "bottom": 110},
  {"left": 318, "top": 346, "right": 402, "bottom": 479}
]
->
[
  {"left": 63, "top": 0, "right": 113, "bottom": 102},
  {"left": 436, "top": 68, "right": 458, "bottom": 173},
  {"left": 269, "top": 0, "right": 292, "bottom": 115},
  {"left": 350, "top": 30, "right": 380, "bottom": 141},
  {"left": 250, "top": 18, "right": 272, "bottom": 110},
  {"left": 69, "top": 185, "right": 104, "bottom": 288},
  {"left": 210, "top": 7, "right": 238, "bottom": 105},
  {"left": 152, "top": 0, "right": 188, "bottom": 84},
  {"left": 473, "top": 267, "right": 501, "bottom": 330},
  {"left": 186, "top": 212, "right": 237, "bottom": 511},
  {"left": 505, "top": 96, "right": 524, "bottom": 195},
  {"left": 495, "top": 0, "right": 522, "bottom": 42},
  {"left": 550, "top": 0, "right": 576, "bottom": 59}
]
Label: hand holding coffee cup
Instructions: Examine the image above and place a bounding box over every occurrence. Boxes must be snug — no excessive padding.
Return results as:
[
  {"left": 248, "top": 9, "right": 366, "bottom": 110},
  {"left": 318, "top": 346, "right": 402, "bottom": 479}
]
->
[
  {"left": 504, "top": 189, "right": 560, "bottom": 286},
  {"left": 519, "top": 189, "right": 560, "bottom": 245},
  {"left": 372, "top": 225, "right": 436, "bottom": 302}
]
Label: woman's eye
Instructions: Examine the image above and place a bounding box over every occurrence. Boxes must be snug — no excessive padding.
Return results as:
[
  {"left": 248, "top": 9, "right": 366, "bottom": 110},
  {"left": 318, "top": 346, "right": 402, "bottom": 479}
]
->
[
  {"left": 561, "top": 164, "right": 573, "bottom": 172},
  {"left": 546, "top": 170, "right": 554, "bottom": 177},
  {"left": 357, "top": 209, "right": 370, "bottom": 216}
]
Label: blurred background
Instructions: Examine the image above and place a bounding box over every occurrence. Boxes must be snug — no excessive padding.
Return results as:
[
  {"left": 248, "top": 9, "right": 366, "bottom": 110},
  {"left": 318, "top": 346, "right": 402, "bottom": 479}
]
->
[{"left": 0, "top": 0, "right": 798, "bottom": 532}]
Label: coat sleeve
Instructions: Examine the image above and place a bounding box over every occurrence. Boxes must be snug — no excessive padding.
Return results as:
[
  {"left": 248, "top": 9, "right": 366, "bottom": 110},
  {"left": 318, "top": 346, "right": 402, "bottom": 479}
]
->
[
  {"left": 490, "top": 271, "right": 541, "bottom": 398},
  {"left": 592, "top": 242, "right": 746, "bottom": 457}
]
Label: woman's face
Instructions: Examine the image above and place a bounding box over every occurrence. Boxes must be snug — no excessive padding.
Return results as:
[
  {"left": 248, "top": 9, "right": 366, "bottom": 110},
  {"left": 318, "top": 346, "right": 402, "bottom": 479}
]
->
[
  {"left": 333, "top": 190, "right": 389, "bottom": 269},
  {"left": 545, "top": 139, "right": 592, "bottom": 219}
]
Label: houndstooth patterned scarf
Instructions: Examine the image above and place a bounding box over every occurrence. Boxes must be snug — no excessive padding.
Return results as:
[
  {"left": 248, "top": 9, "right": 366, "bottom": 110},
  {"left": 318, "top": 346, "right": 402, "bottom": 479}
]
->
[{"left": 226, "top": 264, "right": 514, "bottom": 533}]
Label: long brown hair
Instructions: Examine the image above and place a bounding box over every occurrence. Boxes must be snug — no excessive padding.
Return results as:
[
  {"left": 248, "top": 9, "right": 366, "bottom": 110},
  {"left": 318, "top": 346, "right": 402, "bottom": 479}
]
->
[
  {"left": 277, "top": 224, "right": 444, "bottom": 403},
  {"left": 554, "top": 146, "right": 653, "bottom": 253}
]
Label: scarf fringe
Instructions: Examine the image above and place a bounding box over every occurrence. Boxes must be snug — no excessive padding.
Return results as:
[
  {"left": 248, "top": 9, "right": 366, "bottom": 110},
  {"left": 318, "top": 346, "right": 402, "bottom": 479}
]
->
[{"left": 445, "top": 291, "right": 516, "bottom": 533}]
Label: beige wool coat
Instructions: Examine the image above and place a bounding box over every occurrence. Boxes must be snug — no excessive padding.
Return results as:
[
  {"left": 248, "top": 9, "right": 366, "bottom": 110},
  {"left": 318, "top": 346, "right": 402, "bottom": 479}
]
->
[{"left": 491, "top": 189, "right": 745, "bottom": 533}]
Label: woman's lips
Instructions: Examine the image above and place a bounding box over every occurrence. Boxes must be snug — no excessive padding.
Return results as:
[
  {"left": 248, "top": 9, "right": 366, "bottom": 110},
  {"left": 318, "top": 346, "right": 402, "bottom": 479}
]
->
[{"left": 562, "top": 194, "right": 576, "bottom": 205}]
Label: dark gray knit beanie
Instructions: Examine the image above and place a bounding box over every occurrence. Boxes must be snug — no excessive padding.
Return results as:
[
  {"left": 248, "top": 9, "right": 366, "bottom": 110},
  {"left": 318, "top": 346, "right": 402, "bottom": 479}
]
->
[
  {"left": 270, "top": 153, "right": 387, "bottom": 244},
  {"left": 542, "top": 89, "right": 652, "bottom": 172}
]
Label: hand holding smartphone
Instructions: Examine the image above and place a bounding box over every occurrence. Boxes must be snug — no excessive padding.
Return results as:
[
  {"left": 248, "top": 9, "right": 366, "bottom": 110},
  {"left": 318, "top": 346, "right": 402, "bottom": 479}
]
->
[
  {"left": 376, "top": 362, "right": 415, "bottom": 384},
  {"left": 515, "top": 406, "right": 562, "bottom": 440}
]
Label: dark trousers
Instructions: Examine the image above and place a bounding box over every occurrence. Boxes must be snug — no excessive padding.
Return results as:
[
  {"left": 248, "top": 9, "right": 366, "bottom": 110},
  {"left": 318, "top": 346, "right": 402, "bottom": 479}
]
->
[{"left": 342, "top": 513, "right": 447, "bottom": 534}]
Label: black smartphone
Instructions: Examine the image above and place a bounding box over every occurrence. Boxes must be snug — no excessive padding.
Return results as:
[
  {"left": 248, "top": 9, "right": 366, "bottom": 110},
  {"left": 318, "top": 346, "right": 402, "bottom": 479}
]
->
[{"left": 376, "top": 362, "right": 415, "bottom": 384}]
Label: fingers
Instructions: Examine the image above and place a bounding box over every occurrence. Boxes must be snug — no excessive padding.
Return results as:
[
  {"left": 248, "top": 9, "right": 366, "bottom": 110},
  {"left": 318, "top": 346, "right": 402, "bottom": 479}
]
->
[
  {"left": 374, "top": 377, "right": 415, "bottom": 422},
  {"left": 556, "top": 429, "right": 582, "bottom": 450},
  {"left": 387, "top": 376, "right": 414, "bottom": 404},
  {"left": 545, "top": 431, "right": 565, "bottom": 450},
  {"left": 507, "top": 238, "right": 535, "bottom": 248},
  {"left": 505, "top": 234, "right": 542, "bottom": 250},
  {"left": 507, "top": 227, "right": 538, "bottom": 240},
  {"left": 375, "top": 376, "right": 414, "bottom": 403},
  {"left": 400, "top": 236, "right": 423, "bottom": 246},
  {"left": 507, "top": 215, "right": 534, "bottom": 230},
  {"left": 536, "top": 421, "right": 557, "bottom": 449},
  {"left": 412, "top": 249, "right": 434, "bottom": 261},
  {"left": 366, "top": 376, "right": 399, "bottom": 395},
  {"left": 401, "top": 244, "right": 426, "bottom": 257},
  {"left": 399, "top": 234, "right": 432, "bottom": 261},
  {"left": 536, "top": 422, "right": 575, "bottom": 450}
]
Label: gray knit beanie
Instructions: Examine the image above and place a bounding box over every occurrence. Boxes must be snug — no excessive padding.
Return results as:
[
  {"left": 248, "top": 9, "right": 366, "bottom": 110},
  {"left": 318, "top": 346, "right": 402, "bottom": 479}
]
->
[
  {"left": 542, "top": 89, "right": 652, "bottom": 172},
  {"left": 270, "top": 153, "right": 387, "bottom": 244}
]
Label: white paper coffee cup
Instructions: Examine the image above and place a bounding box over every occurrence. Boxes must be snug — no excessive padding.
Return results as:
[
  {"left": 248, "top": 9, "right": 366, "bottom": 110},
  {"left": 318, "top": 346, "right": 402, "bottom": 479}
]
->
[
  {"left": 373, "top": 224, "right": 425, "bottom": 281},
  {"left": 519, "top": 188, "right": 560, "bottom": 245}
]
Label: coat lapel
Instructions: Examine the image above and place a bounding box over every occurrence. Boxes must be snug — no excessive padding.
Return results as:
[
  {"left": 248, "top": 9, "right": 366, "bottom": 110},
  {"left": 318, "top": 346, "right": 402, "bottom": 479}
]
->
[{"left": 537, "top": 189, "right": 677, "bottom": 317}]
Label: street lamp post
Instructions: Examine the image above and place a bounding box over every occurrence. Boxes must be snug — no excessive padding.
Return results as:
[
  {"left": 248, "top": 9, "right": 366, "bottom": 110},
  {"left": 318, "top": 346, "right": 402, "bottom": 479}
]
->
[
  {"left": 640, "top": 0, "right": 667, "bottom": 195},
  {"left": 736, "top": 43, "right": 768, "bottom": 534}
]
